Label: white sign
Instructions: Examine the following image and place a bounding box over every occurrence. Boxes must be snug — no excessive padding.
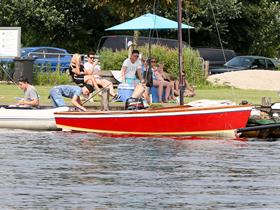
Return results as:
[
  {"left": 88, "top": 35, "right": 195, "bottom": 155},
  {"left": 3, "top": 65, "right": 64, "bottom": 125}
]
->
[{"left": 0, "top": 27, "right": 21, "bottom": 58}]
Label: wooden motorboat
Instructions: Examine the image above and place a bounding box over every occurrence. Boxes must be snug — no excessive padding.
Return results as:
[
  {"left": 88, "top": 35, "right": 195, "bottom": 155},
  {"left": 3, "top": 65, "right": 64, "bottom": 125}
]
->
[{"left": 54, "top": 105, "right": 252, "bottom": 138}]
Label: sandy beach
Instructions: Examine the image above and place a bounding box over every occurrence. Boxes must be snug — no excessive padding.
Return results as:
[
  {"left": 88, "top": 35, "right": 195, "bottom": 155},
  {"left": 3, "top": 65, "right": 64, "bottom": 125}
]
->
[{"left": 207, "top": 70, "right": 280, "bottom": 91}]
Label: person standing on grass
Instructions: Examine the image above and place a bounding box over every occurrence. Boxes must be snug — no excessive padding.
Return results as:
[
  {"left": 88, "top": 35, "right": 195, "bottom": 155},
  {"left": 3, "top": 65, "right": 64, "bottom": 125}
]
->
[
  {"left": 49, "top": 84, "right": 94, "bottom": 111},
  {"left": 15, "top": 77, "right": 39, "bottom": 108}
]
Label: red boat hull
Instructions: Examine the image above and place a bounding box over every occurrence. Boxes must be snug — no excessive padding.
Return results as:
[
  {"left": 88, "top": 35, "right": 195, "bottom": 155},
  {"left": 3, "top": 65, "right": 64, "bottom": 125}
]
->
[{"left": 54, "top": 105, "right": 251, "bottom": 137}]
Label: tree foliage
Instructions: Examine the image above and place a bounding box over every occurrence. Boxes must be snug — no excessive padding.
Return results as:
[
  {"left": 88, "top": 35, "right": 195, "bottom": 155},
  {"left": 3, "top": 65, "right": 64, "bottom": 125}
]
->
[
  {"left": 241, "top": 0, "right": 280, "bottom": 57},
  {"left": 0, "top": 0, "right": 279, "bottom": 57}
]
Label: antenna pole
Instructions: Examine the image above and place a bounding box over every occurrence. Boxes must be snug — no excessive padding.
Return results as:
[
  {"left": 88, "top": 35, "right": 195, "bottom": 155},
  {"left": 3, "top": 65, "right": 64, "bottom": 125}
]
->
[{"left": 177, "top": 0, "right": 184, "bottom": 105}]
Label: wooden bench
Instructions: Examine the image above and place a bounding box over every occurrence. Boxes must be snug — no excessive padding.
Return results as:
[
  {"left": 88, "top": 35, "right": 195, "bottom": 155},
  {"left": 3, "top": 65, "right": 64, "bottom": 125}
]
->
[{"left": 100, "top": 71, "right": 120, "bottom": 87}]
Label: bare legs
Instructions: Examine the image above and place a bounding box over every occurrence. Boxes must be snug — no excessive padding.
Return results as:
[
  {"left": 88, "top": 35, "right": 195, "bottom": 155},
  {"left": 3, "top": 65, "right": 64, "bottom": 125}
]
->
[
  {"left": 84, "top": 75, "right": 100, "bottom": 91},
  {"left": 95, "top": 78, "right": 116, "bottom": 97},
  {"left": 153, "top": 80, "right": 171, "bottom": 102},
  {"left": 174, "top": 79, "right": 195, "bottom": 97}
]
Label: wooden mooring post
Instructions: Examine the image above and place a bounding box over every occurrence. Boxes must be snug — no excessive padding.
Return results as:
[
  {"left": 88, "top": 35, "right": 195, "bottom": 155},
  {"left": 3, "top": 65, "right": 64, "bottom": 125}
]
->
[
  {"left": 260, "top": 97, "right": 272, "bottom": 113},
  {"left": 101, "top": 88, "right": 110, "bottom": 111},
  {"left": 204, "top": 60, "right": 209, "bottom": 77},
  {"left": 261, "top": 97, "right": 271, "bottom": 107}
]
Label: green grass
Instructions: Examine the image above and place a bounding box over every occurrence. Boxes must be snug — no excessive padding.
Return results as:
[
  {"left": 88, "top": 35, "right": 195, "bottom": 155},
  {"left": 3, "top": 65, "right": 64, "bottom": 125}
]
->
[
  {"left": 0, "top": 84, "right": 279, "bottom": 106},
  {"left": 191, "top": 88, "right": 279, "bottom": 105},
  {"left": 0, "top": 84, "right": 69, "bottom": 106}
]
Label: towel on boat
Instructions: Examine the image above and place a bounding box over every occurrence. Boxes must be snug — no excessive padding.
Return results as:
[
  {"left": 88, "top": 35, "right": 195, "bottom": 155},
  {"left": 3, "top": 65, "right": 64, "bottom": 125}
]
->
[{"left": 187, "top": 99, "right": 236, "bottom": 107}]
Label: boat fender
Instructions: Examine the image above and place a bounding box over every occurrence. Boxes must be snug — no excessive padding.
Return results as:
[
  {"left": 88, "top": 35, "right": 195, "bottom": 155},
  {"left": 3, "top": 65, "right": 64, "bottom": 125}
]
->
[{"left": 271, "top": 103, "right": 280, "bottom": 110}]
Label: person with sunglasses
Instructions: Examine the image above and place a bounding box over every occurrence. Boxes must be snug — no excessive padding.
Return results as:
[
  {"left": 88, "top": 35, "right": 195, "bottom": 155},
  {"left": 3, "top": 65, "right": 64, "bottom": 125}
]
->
[
  {"left": 84, "top": 51, "right": 121, "bottom": 102},
  {"left": 84, "top": 51, "right": 99, "bottom": 75},
  {"left": 120, "top": 49, "right": 144, "bottom": 87}
]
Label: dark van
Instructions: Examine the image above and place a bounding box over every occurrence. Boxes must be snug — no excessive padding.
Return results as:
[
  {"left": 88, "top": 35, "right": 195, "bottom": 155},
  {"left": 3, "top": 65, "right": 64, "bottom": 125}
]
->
[
  {"left": 97, "top": 35, "right": 236, "bottom": 68},
  {"left": 96, "top": 35, "right": 188, "bottom": 52},
  {"left": 194, "top": 47, "right": 236, "bottom": 69}
]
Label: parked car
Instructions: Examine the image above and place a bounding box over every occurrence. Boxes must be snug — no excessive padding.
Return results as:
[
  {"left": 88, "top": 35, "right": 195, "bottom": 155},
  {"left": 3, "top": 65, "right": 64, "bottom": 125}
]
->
[
  {"left": 0, "top": 46, "right": 71, "bottom": 71},
  {"left": 209, "top": 55, "right": 280, "bottom": 74}
]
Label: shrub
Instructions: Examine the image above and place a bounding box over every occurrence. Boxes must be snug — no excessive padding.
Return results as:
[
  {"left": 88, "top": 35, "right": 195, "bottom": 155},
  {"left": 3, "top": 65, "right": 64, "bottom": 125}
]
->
[
  {"left": 33, "top": 66, "right": 71, "bottom": 86},
  {"left": 99, "top": 48, "right": 128, "bottom": 70}
]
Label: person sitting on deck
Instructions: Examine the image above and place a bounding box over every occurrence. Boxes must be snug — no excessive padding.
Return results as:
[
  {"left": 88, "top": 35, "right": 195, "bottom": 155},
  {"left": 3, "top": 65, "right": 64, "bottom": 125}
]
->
[
  {"left": 84, "top": 51, "right": 121, "bottom": 102},
  {"left": 69, "top": 53, "right": 100, "bottom": 91},
  {"left": 156, "top": 63, "right": 195, "bottom": 99},
  {"left": 141, "top": 57, "right": 152, "bottom": 104},
  {"left": 173, "top": 79, "right": 195, "bottom": 98},
  {"left": 49, "top": 84, "right": 94, "bottom": 111},
  {"left": 120, "top": 49, "right": 147, "bottom": 101},
  {"left": 13, "top": 76, "right": 39, "bottom": 108},
  {"left": 120, "top": 49, "right": 144, "bottom": 87},
  {"left": 156, "top": 63, "right": 177, "bottom": 101},
  {"left": 151, "top": 58, "right": 171, "bottom": 103}
]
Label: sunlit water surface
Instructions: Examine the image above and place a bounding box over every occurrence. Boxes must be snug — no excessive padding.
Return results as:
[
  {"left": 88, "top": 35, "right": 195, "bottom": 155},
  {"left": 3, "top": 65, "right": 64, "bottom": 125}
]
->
[{"left": 0, "top": 129, "right": 280, "bottom": 209}]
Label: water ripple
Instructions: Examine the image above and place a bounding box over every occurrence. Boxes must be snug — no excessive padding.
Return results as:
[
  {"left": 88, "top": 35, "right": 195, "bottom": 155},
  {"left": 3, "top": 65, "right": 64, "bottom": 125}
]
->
[{"left": 0, "top": 130, "right": 280, "bottom": 209}]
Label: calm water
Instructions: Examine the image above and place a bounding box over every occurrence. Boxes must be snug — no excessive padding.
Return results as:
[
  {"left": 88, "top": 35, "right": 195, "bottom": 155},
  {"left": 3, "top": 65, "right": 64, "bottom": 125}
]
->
[{"left": 0, "top": 129, "right": 280, "bottom": 209}]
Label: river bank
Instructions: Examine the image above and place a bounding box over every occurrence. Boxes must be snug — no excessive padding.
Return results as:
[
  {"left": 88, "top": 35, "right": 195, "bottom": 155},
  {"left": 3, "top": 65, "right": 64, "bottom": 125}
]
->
[{"left": 0, "top": 83, "right": 279, "bottom": 107}]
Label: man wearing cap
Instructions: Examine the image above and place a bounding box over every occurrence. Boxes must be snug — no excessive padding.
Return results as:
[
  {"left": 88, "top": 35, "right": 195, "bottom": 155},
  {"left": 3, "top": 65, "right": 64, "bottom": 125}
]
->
[{"left": 49, "top": 84, "right": 94, "bottom": 111}]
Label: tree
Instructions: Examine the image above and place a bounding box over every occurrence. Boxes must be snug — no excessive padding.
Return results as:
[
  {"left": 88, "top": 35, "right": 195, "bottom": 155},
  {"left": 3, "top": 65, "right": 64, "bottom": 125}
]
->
[
  {"left": 0, "top": 0, "right": 114, "bottom": 52},
  {"left": 184, "top": 0, "right": 280, "bottom": 57},
  {"left": 241, "top": 0, "right": 280, "bottom": 57},
  {"left": 183, "top": 0, "right": 242, "bottom": 47},
  {"left": 0, "top": 0, "right": 279, "bottom": 57},
  {"left": 0, "top": 0, "right": 64, "bottom": 46}
]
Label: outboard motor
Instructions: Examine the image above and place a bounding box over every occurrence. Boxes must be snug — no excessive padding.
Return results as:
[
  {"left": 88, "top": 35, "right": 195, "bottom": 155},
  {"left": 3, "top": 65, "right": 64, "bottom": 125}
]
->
[{"left": 125, "top": 97, "right": 147, "bottom": 110}]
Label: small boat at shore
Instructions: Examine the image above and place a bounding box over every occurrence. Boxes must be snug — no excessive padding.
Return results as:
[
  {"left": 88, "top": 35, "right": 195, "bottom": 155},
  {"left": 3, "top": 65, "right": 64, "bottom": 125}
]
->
[
  {"left": 0, "top": 106, "right": 69, "bottom": 130},
  {"left": 237, "top": 117, "right": 280, "bottom": 139},
  {"left": 237, "top": 102, "right": 280, "bottom": 138},
  {"left": 54, "top": 105, "right": 252, "bottom": 138}
]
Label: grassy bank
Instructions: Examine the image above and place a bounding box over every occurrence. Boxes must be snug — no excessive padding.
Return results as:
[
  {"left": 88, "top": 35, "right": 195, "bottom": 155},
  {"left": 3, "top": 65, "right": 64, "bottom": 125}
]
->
[{"left": 0, "top": 84, "right": 279, "bottom": 106}]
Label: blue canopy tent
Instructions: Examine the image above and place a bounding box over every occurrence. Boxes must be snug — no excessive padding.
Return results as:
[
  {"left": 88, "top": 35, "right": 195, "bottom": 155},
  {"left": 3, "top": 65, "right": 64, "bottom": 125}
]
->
[{"left": 105, "top": 13, "right": 194, "bottom": 31}]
